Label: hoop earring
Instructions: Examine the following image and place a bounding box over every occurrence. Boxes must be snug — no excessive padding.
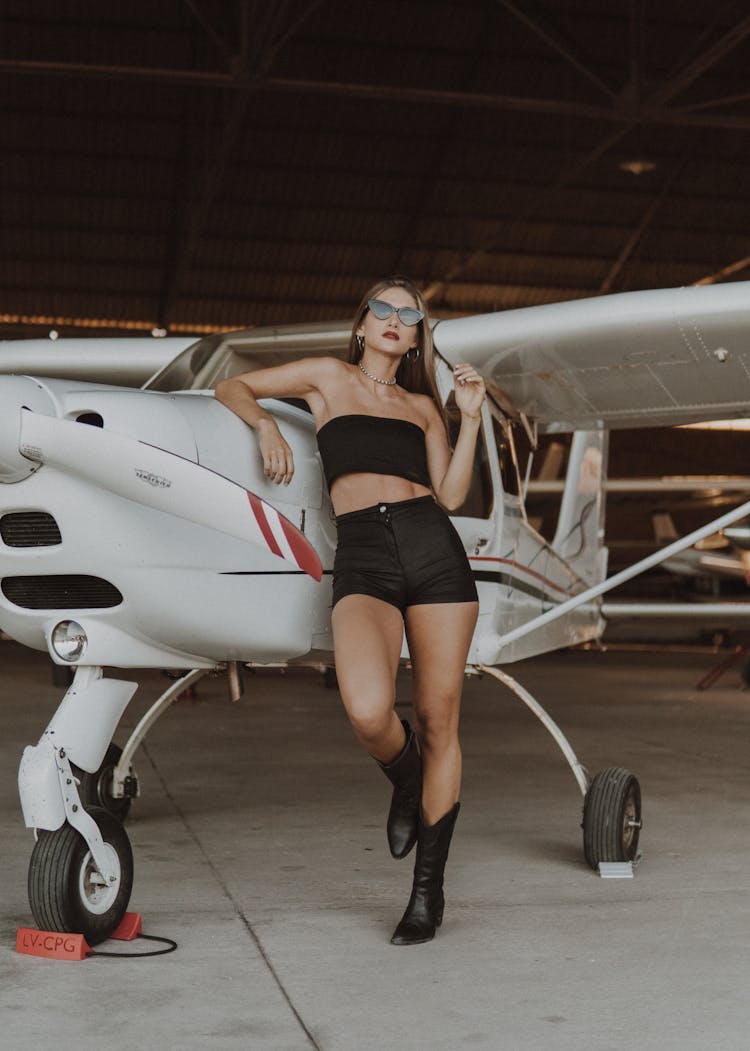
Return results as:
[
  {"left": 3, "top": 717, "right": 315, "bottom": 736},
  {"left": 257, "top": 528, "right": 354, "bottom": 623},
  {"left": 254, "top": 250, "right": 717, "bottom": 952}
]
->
[
  {"left": 405, "top": 346, "right": 421, "bottom": 362},
  {"left": 356, "top": 334, "right": 364, "bottom": 357}
]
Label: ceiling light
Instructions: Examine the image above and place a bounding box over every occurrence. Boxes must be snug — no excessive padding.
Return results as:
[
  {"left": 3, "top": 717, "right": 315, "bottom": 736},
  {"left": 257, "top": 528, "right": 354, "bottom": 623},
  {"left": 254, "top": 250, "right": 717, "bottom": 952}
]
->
[
  {"left": 619, "top": 158, "right": 656, "bottom": 176},
  {"left": 679, "top": 420, "right": 750, "bottom": 431}
]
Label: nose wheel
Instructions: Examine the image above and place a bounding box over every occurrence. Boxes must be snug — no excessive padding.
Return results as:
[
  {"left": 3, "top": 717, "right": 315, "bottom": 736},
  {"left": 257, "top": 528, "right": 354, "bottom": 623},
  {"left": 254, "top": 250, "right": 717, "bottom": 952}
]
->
[
  {"left": 582, "top": 766, "right": 642, "bottom": 869},
  {"left": 27, "top": 806, "right": 133, "bottom": 945}
]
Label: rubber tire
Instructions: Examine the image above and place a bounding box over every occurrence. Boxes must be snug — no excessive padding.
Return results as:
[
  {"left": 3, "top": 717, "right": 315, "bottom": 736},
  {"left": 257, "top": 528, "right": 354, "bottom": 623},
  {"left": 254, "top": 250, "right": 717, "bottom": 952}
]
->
[
  {"left": 582, "top": 767, "right": 642, "bottom": 870},
  {"left": 72, "top": 743, "right": 132, "bottom": 822},
  {"left": 28, "top": 806, "right": 134, "bottom": 945}
]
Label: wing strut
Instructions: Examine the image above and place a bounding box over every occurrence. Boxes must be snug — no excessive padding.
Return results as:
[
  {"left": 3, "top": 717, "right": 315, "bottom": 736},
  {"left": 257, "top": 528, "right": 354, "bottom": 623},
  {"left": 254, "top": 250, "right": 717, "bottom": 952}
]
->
[{"left": 482, "top": 496, "right": 750, "bottom": 656}]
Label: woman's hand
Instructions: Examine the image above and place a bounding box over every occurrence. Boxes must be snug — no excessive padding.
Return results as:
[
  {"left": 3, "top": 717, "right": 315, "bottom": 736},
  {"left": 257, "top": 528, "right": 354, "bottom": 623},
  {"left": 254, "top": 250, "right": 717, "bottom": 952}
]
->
[
  {"left": 453, "top": 363, "right": 486, "bottom": 420},
  {"left": 257, "top": 418, "right": 294, "bottom": 485}
]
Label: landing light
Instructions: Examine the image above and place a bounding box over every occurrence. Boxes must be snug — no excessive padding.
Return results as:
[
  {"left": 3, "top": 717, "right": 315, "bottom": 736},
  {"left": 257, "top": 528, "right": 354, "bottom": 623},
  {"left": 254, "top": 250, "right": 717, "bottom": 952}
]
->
[{"left": 51, "top": 620, "right": 87, "bottom": 662}]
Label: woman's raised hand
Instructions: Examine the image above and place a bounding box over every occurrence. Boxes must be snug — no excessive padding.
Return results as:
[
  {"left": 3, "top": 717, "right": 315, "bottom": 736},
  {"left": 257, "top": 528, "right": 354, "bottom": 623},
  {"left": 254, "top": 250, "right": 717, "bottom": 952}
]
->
[
  {"left": 453, "top": 363, "right": 486, "bottom": 419},
  {"left": 257, "top": 419, "right": 295, "bottom": 485}
]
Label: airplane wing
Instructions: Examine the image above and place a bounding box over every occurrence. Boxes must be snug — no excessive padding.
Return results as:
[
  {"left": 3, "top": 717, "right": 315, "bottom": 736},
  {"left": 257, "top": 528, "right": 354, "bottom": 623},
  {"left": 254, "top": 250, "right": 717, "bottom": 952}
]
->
[
  {"left": 0, "top": 337, "right": 194, "bottom": 387},
  {"left": 432, "top": 281, "right": 750, "bottom": 432},
  {"left": 18, "top": 410, "right": 323, "bottom": 581}
]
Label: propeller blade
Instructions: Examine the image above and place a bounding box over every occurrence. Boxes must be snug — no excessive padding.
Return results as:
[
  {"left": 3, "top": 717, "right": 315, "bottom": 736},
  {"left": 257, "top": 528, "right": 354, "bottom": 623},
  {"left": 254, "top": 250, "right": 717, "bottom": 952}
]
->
[{"left": 19, "top": 410, "right": 323, "bottom": 581}]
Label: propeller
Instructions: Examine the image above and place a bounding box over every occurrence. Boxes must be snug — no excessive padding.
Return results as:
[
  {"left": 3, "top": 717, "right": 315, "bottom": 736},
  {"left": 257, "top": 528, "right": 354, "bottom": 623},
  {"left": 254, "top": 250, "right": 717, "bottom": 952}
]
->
[{"left": 19, "top": 410, "right": 323, "bottom": 581}]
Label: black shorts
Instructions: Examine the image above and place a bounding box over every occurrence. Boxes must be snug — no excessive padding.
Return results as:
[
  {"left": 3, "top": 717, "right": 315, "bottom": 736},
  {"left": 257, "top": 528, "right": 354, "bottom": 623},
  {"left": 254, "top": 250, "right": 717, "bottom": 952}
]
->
[{"left": 332, "top": 495, "right": 478, "bottom": 612}]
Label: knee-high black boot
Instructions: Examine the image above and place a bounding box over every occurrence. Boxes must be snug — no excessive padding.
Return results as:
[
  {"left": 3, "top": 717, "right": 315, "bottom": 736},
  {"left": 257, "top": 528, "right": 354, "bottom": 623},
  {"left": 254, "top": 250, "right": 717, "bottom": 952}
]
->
[
  {"left": 375, "top": 720, "right": 422, "bottom": 859},
  {"left": 390, "top": 802, "right": 460, "bottom": 946}
]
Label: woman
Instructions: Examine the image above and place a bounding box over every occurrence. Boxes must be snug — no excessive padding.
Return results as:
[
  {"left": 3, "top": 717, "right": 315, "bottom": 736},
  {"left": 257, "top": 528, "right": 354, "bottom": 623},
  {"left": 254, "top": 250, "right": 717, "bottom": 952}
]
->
[{"left": 215, "top": 277, "right": 485, "bottom": 945}]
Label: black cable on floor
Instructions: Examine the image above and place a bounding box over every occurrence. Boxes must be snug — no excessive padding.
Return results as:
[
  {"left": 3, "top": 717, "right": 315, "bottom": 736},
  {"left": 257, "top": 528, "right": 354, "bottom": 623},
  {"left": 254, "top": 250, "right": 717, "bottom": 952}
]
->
[{"left": 88, "top": 933, "right": 178, "bottom": 958}]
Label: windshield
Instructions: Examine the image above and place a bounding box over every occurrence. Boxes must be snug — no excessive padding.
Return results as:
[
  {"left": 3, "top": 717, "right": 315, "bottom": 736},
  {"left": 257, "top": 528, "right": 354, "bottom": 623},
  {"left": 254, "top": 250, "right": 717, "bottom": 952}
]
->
[
  {"left": 145, "top": 322, "right": 351, "bottom": 393},
  {"left": 145, "top": 335, "right": 223, "bottom": 392}
]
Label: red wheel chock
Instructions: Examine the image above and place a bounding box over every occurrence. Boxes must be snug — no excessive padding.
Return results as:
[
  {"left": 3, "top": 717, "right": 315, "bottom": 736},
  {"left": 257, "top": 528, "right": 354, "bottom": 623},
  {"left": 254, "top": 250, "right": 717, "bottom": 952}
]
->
[{"left": 16, "top": 912, "right": 143, "bottom": 961}]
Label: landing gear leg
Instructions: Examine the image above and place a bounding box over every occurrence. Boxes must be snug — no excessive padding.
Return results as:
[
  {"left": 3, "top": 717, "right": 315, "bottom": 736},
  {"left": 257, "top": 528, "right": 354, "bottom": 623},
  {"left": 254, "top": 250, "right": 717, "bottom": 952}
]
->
[
  {"left": 20, "top": 665, "right": 213, "bottom": 942},
  {"left": 478, "top": 664, "right": 642, "bottom": 870}
]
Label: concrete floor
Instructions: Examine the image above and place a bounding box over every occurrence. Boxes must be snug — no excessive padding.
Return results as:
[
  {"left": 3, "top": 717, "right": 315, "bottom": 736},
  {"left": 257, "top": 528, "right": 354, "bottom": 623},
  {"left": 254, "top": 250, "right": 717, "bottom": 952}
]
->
[{"left": 1, "top": 640, "right": 749, "bottom": 1051}]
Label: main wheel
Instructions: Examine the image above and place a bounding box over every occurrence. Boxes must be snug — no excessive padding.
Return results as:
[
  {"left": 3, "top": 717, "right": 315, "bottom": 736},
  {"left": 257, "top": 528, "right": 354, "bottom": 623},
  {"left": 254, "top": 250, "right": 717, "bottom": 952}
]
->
[
  {"left": 582, "top": 767, "right": 642, "bottom": 870},
  {"left": 28, "top": 806, "right": 134, "bottom": 945},
  {"left": 73, "top": 743, "right": 133, "bottom": 822}
]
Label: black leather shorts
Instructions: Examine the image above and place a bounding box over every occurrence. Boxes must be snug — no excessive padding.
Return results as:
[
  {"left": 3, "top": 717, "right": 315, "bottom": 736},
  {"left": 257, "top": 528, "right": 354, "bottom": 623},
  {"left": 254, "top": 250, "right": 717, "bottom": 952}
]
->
[{"left": 332, "top": 495, "right": 478, "bottom": 611}]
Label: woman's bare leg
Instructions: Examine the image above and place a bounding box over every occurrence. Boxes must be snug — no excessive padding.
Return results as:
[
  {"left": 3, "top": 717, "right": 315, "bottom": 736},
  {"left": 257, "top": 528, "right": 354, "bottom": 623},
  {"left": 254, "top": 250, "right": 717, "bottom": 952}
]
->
[
  {"left": 332, "top": 594, "right": 406, "bottom": 762},
  {"left": 404, "top": 602, "right": 478, "bottom": 824}
]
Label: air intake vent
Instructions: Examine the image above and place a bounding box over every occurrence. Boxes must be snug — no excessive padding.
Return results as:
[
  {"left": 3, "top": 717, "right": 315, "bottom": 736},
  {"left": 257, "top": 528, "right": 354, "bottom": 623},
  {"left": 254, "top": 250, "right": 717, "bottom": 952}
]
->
[
  {"left": 0, "top": 512, "right": 62, "bottom": 547},
  {"left": 1, "top": 575, "right": 123, "bottom": 609}
]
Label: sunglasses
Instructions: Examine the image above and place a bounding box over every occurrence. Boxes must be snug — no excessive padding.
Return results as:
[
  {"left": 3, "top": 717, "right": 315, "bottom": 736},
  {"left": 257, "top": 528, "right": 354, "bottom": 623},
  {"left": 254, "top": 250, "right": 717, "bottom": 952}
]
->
[{"left": 367, "top": 298, "right": 424, "bottom": 327}]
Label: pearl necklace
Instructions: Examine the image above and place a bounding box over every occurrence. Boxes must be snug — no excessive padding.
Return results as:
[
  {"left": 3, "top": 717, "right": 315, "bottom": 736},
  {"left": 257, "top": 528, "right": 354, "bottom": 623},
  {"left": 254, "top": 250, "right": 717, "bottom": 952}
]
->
[{"left": 358, "top": 360, "right": 397, "bottom": 386}]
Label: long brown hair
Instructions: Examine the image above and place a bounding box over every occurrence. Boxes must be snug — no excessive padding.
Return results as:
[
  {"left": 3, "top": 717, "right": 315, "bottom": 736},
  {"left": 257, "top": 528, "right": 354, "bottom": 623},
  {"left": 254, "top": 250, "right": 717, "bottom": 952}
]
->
[{"left": 348, "top": 276, "right": 449, "bottom": 436}]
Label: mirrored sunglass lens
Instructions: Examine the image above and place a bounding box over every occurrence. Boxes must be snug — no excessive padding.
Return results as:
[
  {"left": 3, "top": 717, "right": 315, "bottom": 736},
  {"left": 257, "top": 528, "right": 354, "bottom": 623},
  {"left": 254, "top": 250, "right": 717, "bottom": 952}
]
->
[
  {"left": 368, "top": 299, "right": 423, "bottom": 325},
  {"left": 368, "top": 299, "right": 393, "bottom": 319}
]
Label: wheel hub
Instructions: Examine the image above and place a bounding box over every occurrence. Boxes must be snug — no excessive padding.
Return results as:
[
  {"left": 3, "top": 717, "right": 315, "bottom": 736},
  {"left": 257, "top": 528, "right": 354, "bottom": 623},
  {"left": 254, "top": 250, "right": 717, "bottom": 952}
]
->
[
  {"left": 78, "top": 843, "right": 120, "bottom": 915},
  {"left": 622, "top": 789, "right": 640, "bottom": 850}
]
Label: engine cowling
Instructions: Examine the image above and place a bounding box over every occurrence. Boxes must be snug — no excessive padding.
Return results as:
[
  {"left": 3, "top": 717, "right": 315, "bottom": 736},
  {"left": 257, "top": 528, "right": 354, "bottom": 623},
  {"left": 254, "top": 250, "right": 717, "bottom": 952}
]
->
[{"left": 0, "top": 376, "right": 56, "bottom": 482}]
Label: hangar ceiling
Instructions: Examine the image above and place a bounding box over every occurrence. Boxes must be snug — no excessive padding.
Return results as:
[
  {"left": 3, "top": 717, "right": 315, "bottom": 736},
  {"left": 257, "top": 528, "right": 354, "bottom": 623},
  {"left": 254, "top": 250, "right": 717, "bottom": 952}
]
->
[{"left": 2, "top": 0, "right": 750, "bottom": 338}]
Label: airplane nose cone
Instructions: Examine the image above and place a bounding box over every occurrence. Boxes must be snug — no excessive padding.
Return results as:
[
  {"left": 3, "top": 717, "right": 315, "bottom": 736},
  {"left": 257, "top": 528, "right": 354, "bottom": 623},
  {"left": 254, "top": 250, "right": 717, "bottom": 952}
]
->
[{"left": 0, "top": 376, "right": 55, "bottom": 482}]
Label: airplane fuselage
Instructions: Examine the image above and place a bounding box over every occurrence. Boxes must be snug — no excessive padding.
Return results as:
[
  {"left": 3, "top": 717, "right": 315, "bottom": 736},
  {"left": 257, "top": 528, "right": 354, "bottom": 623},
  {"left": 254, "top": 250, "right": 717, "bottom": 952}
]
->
[{"left": 0, "top": 372, "right": 603, "bottom": 672}]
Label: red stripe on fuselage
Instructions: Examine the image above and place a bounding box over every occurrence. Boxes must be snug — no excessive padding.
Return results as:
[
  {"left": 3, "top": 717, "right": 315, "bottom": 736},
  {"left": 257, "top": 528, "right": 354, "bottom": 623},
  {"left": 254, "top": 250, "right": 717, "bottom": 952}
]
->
[
  {"left": 281, "top": 519, "right": 323, "bottom": 582},
  {"left": 246, "top": 492, "right": 323, "bottom": 581},
  {"left": 247, "top": 492, "right": 283, "bottom": 559}
]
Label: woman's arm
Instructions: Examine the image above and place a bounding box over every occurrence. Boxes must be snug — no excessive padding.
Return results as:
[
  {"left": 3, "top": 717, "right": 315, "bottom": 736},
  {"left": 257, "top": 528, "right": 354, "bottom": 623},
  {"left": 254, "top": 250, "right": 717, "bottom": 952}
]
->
[
  {"left": 425, "top": 364, "right": 486, "bottom": 511},
  {"left": 214, "top": 357, "right": 341, "bottom": 485}
]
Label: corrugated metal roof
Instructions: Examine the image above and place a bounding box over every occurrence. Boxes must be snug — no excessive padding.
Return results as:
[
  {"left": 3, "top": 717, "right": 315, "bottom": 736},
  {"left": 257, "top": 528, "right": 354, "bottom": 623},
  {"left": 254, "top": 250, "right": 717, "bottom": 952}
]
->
[{"left": 2, "top": 0, "right": 750, "bottom": 336}]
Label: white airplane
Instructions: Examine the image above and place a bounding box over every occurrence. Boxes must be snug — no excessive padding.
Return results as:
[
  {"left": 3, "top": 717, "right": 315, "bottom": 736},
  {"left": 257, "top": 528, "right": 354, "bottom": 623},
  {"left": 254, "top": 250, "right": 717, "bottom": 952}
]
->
[
  {"left": 652, "top": 510, "right": 750, "bottom": 585},
  {"left": 0, "top": 336, "right": 194, "bottom": 387},
  {"left": 5, "top": 281, "right": 750, "bottom": 945}
]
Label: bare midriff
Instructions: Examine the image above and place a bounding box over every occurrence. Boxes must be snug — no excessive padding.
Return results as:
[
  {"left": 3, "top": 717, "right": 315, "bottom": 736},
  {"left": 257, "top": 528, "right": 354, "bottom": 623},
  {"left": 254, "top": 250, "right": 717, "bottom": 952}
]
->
[{"left": 330, "top": 472, "right": 433, "bottom": 516}]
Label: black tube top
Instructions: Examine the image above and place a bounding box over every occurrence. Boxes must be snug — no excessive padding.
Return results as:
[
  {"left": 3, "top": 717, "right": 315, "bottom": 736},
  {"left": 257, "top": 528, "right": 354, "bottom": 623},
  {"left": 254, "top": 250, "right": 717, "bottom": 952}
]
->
[{"left": 316, "top": 414, "right": 431, "bottom": 490}]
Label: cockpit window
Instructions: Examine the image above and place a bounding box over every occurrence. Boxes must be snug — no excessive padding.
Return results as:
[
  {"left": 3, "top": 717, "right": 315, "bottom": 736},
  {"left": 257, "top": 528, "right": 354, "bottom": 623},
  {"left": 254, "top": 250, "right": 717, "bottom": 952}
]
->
[
  {"left": 525, "top": 433, "right": 571, "bottom": 539},
  {"left": 146, "top": 341, "right": 335, "bottom": 397},
  {"left": 492, "top": 416, "right": 518, "bottom": 496},
  {"left": 493, "top": 415, "right": 571, "bottom": 538},
  {"left": 145, "top": 335, "right": 221, "bottom": 391}
]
